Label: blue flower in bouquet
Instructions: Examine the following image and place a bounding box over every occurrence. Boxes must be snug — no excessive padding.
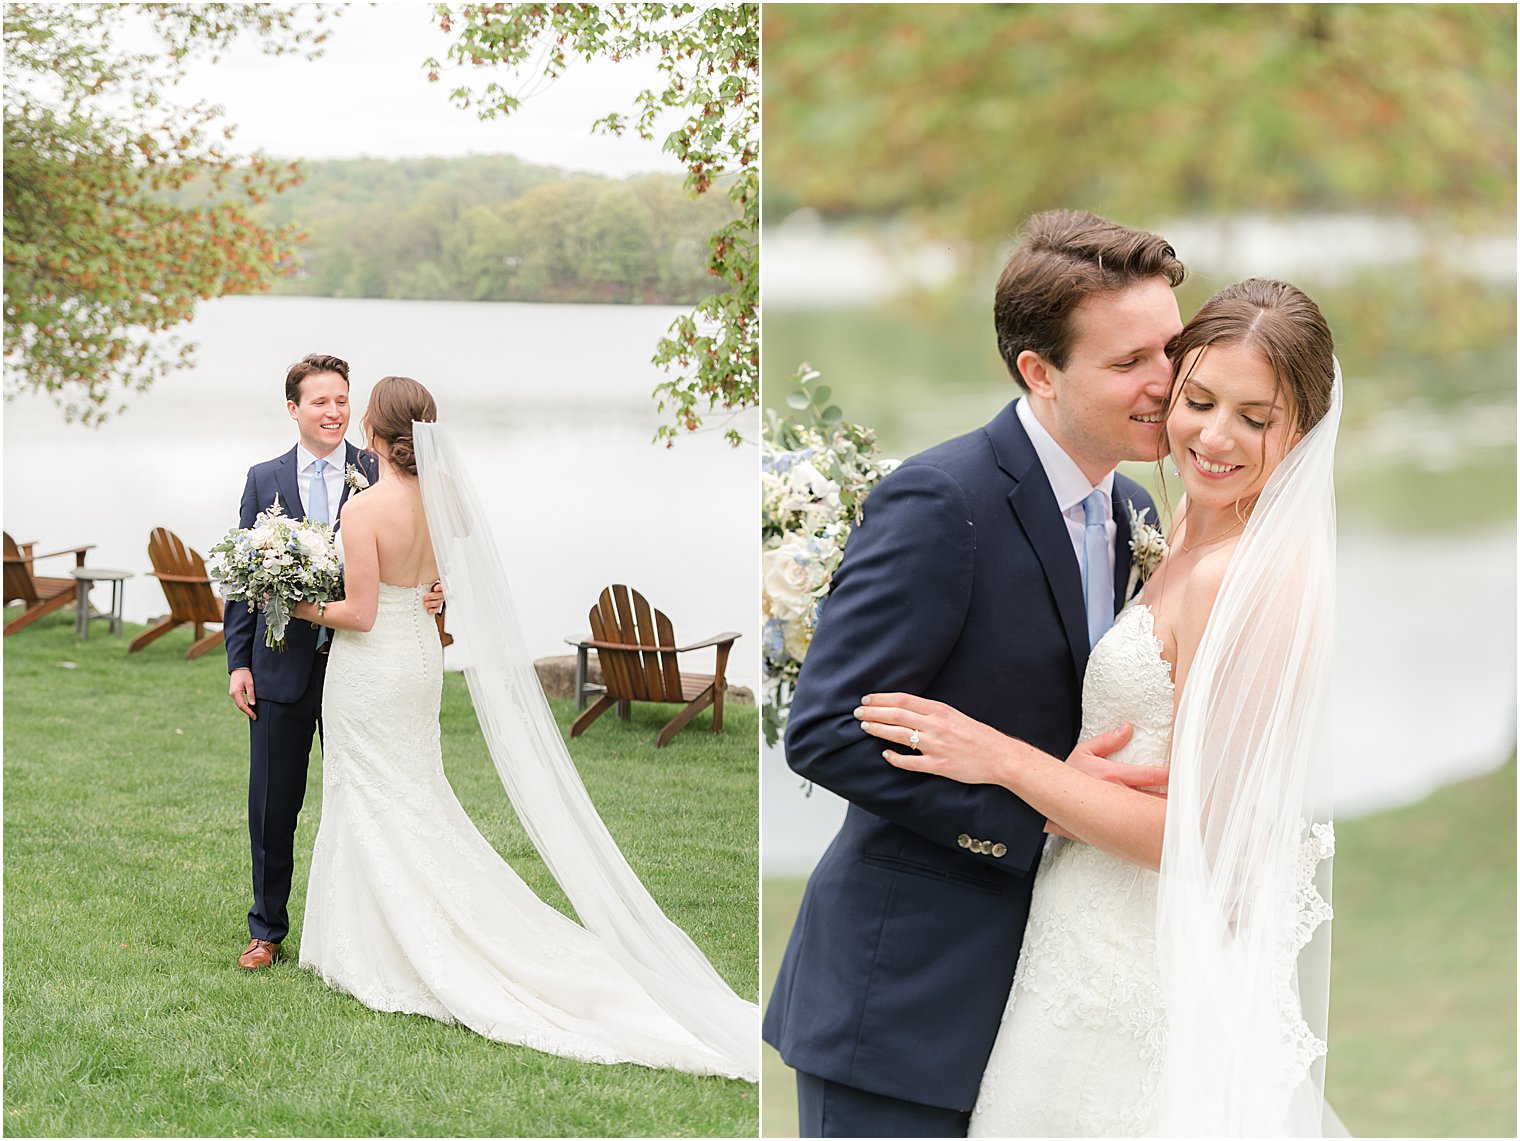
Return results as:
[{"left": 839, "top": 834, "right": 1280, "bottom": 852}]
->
[
  {"left": 761, "top": 367, "right": 899, "bottom": 744},
  {"left": 763, "top": 617, "right": 788, "bottom": 670}
]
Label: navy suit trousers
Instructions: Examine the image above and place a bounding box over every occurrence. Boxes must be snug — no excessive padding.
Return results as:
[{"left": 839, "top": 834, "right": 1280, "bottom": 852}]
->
[
  {"left": 246, "top": 651, "right": 326, "bottom": 943},
  {"left": 797, "top": 1070, "right": 971, "bottom": 1138}
]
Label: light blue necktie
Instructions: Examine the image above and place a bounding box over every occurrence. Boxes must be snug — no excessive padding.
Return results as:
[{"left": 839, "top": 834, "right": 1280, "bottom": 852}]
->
[
  {"left": 310, "top": 459, "right": 330, "bottom": 648},
  {"left": 309, "top": 458, "right": 330, "bottom": 525},
  {"left": 1082, "top": 489, "right": 1113, "bottom": 649}
]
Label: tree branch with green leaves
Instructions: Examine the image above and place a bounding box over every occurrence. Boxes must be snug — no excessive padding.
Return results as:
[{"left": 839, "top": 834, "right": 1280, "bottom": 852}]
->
[
  {"left": 3, "top": 3, "right": 334, "bottom": 424},
  {"left": 427, "top": 3, "right": 758, "bottom": 446}
]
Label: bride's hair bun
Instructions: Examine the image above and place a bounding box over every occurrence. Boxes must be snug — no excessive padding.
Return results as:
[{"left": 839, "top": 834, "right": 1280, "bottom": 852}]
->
[
  {"left": 387, "top": 435, "right": 418, "bottom": 475},
  {"left": 364, "top": 375, "right": 438, "bottom": 477}
]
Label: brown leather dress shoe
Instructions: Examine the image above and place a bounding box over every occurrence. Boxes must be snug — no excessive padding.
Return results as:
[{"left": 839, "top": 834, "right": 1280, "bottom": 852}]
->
[{"left": 238, "top": 938, "right": 282, "bottom": 969}]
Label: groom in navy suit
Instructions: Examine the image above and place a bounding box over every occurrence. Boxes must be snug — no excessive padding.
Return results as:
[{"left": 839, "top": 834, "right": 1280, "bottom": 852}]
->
[
  {"left": 225, "top": 353, "right": 439, "bottom": 970},
  {"left": 764, "top": 212, "right": 1187, "bottom": 1136}
]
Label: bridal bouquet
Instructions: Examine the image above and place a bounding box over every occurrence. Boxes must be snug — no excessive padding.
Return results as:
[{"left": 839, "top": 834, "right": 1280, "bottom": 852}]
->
[
  {"left": 208, "top": 496, "right": 343, "bottom": 651},
  {"left": 762, "top": 366, "right": 898, "bottom": 745}
]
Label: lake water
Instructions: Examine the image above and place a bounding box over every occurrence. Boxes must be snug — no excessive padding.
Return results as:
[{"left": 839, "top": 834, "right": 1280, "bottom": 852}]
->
[
  {"left": 2, "top": 296, "right": 760, "bottom": 694},
  {"left": 763, "top": 526, "right": 1517, "bottom": 875}
]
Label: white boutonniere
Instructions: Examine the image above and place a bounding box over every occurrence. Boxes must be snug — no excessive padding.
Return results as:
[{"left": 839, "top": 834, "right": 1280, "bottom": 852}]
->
[
  {"left": 345, "top": 463, "right": 370, "bottom": 493},
  {"left": 1125, "top": 502, "right": 1168, "bottom": 600}
]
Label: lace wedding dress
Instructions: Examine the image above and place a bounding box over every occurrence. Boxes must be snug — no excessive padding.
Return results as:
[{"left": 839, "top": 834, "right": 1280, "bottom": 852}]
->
[
  {"left": 970, "top": 602, "right": 1176, "bottom": 1137},
  {"left": 298, "top": 576, "right": 748, "bottom": 1079},
  {"left": 969, "top": 598, "right": 1338, "bottom": 1136}
]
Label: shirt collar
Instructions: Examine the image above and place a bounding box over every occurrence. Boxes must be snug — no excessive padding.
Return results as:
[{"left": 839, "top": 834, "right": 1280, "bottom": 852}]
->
[
  {"left": 1015, "top": 397, "right": 1115, "bottom": 515},
  {"left": 295, "top": 440, "right": 347, "bottom": 473}
]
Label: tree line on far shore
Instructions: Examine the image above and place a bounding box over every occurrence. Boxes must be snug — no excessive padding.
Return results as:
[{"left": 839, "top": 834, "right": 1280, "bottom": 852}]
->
[{"left": 250, "top": 154, "right": 735, "bottom": 307}]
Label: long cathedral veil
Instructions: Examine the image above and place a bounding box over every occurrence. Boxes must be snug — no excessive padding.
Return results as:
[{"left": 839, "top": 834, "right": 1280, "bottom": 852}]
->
[
  {"left": 1155, "top": 362, "right": 1343, "bottom": 1134},
  {"left": 414, "top": 422, "right": 759, "bottom": 1082}
]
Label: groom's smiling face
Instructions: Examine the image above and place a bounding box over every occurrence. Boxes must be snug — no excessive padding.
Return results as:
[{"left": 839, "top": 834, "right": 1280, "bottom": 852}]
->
[
  {"left": 1019, "top": 276, "right": 1183, "bottom": 483},
  {"left": 288, "top": 370, "right": 351, "bottom": 457}
]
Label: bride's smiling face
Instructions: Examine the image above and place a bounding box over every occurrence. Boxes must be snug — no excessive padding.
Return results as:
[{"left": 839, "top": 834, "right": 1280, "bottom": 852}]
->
[{"left": 1166, "top": 342, "right": 1300, "bottom": 510}]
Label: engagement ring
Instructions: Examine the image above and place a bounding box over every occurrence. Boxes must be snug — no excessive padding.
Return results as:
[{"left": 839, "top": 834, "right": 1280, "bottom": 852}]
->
[{"left": 909, "top": 729, "right": 920, "bottom": 749}]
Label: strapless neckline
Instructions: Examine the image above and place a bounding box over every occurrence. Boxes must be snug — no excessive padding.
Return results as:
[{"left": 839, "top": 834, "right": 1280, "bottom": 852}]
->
[{"left": 1115, "top": 601, "right": 1176, "bottom": 686}]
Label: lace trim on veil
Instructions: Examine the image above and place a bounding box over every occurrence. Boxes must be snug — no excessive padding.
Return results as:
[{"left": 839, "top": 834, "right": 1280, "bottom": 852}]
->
[{"left": 1275, "top": 821, "right": 1334, "bottom": 1104}]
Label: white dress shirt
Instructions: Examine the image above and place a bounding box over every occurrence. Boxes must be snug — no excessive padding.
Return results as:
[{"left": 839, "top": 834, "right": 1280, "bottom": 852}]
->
[
  {"left": 1015, "top": 398, "right": 1116, "bottom": 589},
  {"left": 295, "top": 442, "right": 347, "bottom": 522}
]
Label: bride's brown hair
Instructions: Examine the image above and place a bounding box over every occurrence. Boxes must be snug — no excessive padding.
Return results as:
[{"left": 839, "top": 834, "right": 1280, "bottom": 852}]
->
[
  {"left": 364, "top": 375, "right": 437, "bottom": 477},
  {"left": 1151, "top": 280, "right": 1335, "bottom": 527},
  {"left": 1163, "top": 278, "right": 1335, "bottom": 439}
]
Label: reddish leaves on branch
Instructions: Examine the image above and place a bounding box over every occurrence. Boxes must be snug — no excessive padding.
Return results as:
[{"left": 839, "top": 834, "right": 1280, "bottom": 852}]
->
[{"left": 5, "top": 2, "right": 327, "bottom": 423}]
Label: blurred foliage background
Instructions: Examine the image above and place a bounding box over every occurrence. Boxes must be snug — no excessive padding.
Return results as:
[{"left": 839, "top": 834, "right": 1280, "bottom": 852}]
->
[
  {"left": 760, "top": 5, "right": 1515, "bottom": 1138},
  {"left": 244, "top": 155, "right": 732, "bottom": 305},
  {"left": 761, "top": 2, "right": 1516, "bottom": 531}
]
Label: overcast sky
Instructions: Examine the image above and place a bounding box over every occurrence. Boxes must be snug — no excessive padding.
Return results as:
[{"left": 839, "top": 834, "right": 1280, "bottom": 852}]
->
[{"left": 147, "top": 2, "right": 681, "bottom": 175}]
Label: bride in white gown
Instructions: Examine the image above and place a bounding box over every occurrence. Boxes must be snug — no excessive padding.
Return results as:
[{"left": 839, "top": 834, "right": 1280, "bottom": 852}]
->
[
  {"left": 290, "top": 375, "right": 757, "bottom": 1082},
  {"left": 857, "top": 280, "right": 1342, "bottom": 1135}
]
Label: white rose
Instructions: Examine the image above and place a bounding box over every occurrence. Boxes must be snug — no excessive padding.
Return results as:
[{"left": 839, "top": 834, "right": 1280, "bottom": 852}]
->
[
  {"left": 762, "top": 535, "right": 816, "bottom": 621},
  {"left": 299, "top": 530, "right": 331, "bottom": 559}
]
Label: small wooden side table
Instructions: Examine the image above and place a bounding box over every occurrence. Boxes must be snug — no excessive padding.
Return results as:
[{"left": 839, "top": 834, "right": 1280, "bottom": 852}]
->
[
  {"left": 563, "top": 635, "right": 609, "bottom": 712},
  {"left": 72, "top": 568, "right": 133, "bottom": 639}
]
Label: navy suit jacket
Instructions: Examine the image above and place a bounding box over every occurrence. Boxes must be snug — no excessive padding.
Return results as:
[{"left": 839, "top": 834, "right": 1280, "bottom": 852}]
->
[
  {"left": 223, "top": 442, "right": 379, "bottom": 704},
  {"left": 762, "top": 400, "right": 1154, "bottom": 1112}
]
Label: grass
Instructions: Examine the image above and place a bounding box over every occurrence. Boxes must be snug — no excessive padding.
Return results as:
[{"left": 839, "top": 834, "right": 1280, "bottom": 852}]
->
[
  {"left": 760, "top": 758, "right": 1516, "bottom": 1138},
  {"left": 1326, "top": 754, "right": 1515, "bottom": 1138},
  {"left": 3, "top": 609, "right": 759, "bottom": 1138}
]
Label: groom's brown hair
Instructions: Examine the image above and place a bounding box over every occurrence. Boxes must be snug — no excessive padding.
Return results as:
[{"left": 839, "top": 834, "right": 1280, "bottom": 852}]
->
[
  {"left": 285, "top": 353, "right": 351, "bottom": 404},
  {"left": 994, "top": 210, "right": 1185, "bottom": 391}
]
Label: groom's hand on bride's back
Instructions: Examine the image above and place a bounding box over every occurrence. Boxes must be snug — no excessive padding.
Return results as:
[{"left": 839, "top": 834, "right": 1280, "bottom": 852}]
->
[
  {"left": 229, "top": 668, "right": 257, "bottom": 720},
  {"left": 423, "top": 581, "right": 444, "bottom": 616},
  {"left": 1066, "top": 725, "right": 1168, "bottom": 795}
]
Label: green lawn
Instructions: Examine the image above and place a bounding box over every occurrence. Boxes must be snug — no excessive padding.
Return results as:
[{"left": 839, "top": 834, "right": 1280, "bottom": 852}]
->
[
  {"left": 3, "top": 610, "right": 759, "bottom": 1138},
  {"left": 761, "top": 759, "right": 1516, "bottom": 1137}
]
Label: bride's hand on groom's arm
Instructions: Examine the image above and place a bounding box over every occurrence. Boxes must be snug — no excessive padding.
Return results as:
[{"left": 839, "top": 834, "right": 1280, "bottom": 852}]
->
[
  {"left": 855, "top": 696, "right": 1169, "bottom": 795},
  {"left": 855, "top": 693, "right": 1022, "bottom": 786},
  {"left": 858, "top": 694, "right": 1170, "bottom": 869}
]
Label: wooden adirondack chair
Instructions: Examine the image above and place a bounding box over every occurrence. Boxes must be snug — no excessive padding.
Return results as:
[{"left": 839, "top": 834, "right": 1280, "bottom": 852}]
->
[
  {"left": 569, "top": 584, "right": 740, "bottom": 748},
  {"left": 129, "top": 528, "right": 225, "bottom": 660},
  {"left": 3, "top": 533, "right": 94, "bottom": 635}
]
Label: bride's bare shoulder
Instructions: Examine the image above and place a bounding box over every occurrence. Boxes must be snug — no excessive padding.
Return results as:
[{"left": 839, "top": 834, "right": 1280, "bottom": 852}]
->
[
  {"left": 1174, "top": 543, "right": 1238, "bottom": 648},
  {"left": 338, "top": 481, "right": 403, "bottom": 523}
]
